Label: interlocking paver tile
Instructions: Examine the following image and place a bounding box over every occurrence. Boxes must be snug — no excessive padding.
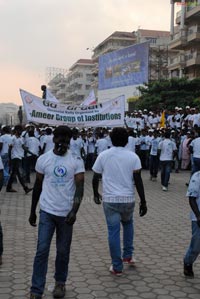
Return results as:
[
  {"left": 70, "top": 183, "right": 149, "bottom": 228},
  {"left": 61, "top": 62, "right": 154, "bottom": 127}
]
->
[{"left": 0, "top": 170, "right": 200, "bottom": 299}]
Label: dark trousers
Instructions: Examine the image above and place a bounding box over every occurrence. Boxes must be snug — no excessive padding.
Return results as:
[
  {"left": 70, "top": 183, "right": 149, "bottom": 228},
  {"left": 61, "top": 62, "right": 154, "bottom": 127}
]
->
[
  {"left": 139, "top": 150, "right": 148, "bottom": 169},
  {"left": 86, "top": 153, "right": 95, "bottom": 170},
  {"left": 7, "top": 158, "right": 27, "bottom": 191},
  {"left": 149, "top": 155, "right": 159, "bottom": 178}
]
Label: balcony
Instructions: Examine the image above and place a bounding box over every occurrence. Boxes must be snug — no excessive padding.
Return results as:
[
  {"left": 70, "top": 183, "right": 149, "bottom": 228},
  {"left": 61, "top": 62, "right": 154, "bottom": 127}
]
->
[
  {"left": 187, "top": 26, "right": 200, "bottom": 43},
  {"left": 186, "top": 3, "right": 200, "bottom": 19},
  {"left": 168, "top": 54, "right": 186, "bottom": 70},
  {"left": 185, "top": 51, "right": 200, "bottom": 67},
  {"left": 168, "top": 29, "right": 187, "bottom": 50},
  {"left": 56, "top": 89, "right": 66, "bottom": 97}
]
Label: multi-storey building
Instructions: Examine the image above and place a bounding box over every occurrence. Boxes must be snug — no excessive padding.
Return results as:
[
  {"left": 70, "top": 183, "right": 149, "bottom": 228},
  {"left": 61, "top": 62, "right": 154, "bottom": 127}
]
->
[
  {"left": 48, "top": 59, "right": 94, "bottom": 105},
  {"left": 168, "top": 0, "right": 200, "bottom": 78},
  {"left": 136, "top": 29, "right": 171, "bottom": 81},
  {"left": 65, "top": 59, "right": 94, "bottom": 105}
]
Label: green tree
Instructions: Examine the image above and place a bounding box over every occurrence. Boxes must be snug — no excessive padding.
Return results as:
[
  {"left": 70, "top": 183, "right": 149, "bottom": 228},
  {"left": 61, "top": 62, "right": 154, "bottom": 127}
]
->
[{"left": 127, "top": 78, "right": 200, "bottom": 111}]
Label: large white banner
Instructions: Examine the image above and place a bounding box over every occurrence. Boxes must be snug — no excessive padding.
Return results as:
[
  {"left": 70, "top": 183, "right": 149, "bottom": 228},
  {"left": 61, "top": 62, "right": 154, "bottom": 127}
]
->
[{"left": 20, "top": 89, "right": 125, "bottom": 127}]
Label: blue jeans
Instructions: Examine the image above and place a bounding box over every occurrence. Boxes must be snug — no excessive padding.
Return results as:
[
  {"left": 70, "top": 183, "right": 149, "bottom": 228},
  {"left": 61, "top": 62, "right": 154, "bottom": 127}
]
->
[
  {"left": 149, "top": 155, "right": 159, "bottom": 178},
  {"left": 31, "top": 210, "right": 73, "bottom": 296},
  {"left": 192, "top": 157, "right": 200, "bottom": 175},
  {"left": 184, "top": 221, "right": 200, "bottom": 265},
  {"left": 103, "top": 202, "right": 135, "bottom": 272},
  {"left": 160, "top": 160, "right": 172, "bottom": 187},
  {"left": 1, "top": 154, "right": 9, "bottom": 185}
]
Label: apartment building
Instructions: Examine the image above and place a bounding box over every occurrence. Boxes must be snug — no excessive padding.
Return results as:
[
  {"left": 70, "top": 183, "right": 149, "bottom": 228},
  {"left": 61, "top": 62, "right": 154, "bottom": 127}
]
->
[
  {"left": 168, "top": 0, "right": 200, "bottom": 78},
  {"left": 48, "top": 59, "right": 94, "bottom": 105},
  {"left": 136, "top": 29, "right": 171, "bottom": 81}
]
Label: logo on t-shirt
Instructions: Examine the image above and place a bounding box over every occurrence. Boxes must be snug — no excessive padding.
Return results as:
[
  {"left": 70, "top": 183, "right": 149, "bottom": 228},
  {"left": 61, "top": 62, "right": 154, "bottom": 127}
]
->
[{"left": 54, "top": 166, "right": 67, "bottom": 177}]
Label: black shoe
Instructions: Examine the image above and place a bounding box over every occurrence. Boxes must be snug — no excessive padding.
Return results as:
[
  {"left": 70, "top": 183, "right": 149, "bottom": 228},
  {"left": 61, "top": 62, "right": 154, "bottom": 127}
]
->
[
  {"left": 53, "top": 283, "right": 66, "bottom": 298},
  {"left": 184, "top": 263, "right": 194, "bottom": 277},
  {"left": 30, "top": 293, "right": 42, "bottom": 299},
  {"left": 24, "top": 187, "right": 33, "bottom": 194},
  {"left": 0, "top": 255, "right": 2, "bottom": 265},
  {"left": 6, "top": 188, "right": 17, "bottom": 192}
]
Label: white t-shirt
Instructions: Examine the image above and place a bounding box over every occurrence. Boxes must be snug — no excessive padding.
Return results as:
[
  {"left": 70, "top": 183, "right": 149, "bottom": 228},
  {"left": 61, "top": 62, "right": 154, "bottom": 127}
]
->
[
  {"left": 125, "top": 136, "right": 137, "bottom": 152},
  {"left": 150, "top": 137, "right": 159, "bottom": 156},
  {"left": 190, "top": 137, "right": 200, "bottom": 158},
  {"left": 95, "top": 138, "right": 109, "bottom": 155},
  {"left": 193, "top": 113, "right": 200, "bottom": 127},
  {"left": 25, "top": 136, "right": 40, "bottom": 156},
  {"left": 92, "top": 147, "right": 141, "bottom": 203},
  {"left": 0, "top": 134, "right": 12, "bottom": 155},
  {"left": 36, "top": 150, "right": 85, "bottom": 217},
  {"left": 158, "top": 138, "right": 177, "bottom": 161},
  {"left": 11, "top": 136, "right": 25, "bottom": 159},
  {"left": 42, "top": 135, "right": 54, "bottom": 153},
  {"left": 87, "top": 137, "right": 95, "bottom": 154},
  {"left": 186, "top": 171, "right": 200, "bottom": 221},
  {"left": 70, "top": 137, "right": 84, "bottom": 157}
]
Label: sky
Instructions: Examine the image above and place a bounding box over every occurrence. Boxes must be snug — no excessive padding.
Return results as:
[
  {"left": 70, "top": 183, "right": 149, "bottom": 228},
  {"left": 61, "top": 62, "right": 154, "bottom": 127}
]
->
[{"left": 0, "top": 0, "right": 179, "bottom": 105}]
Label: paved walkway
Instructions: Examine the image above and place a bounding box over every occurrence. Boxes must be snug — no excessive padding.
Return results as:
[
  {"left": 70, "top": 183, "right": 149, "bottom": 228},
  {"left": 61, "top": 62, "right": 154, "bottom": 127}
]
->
[{"left": 0, "top": 169, "right": 200, "bottom": 299}]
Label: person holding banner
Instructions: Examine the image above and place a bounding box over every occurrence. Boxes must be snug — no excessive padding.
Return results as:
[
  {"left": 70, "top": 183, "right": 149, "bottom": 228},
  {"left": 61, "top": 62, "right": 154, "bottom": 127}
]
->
[
  {"left": 92, "top": 127, "right": 147, "bottom": 276},
  {"left": 29, "top": 126, "right": 85, "bottom": 299}
]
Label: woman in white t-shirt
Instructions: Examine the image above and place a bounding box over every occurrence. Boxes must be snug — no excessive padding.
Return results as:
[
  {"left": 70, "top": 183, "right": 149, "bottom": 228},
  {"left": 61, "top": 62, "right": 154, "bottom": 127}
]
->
[{"left": 29, "top": 126, "right": 85, "bottom": 299}]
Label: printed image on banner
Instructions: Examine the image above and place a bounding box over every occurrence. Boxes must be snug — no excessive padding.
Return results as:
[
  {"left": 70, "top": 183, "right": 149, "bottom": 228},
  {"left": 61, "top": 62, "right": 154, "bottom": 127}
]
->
[{"left": 98, "top": 42, "right": 149, "bottom": 90}]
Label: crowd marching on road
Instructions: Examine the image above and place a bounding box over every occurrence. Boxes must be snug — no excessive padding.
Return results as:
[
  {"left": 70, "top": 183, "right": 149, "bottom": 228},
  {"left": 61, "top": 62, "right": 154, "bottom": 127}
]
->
[{"left": 0, "top": 104, "right": 200, "bottom": 298}]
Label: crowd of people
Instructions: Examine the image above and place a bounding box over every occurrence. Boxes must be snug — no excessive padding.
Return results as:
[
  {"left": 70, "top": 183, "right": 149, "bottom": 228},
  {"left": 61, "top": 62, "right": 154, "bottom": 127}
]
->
[{"left": 0, "top": 104, "right": 200, "bottom": 298}]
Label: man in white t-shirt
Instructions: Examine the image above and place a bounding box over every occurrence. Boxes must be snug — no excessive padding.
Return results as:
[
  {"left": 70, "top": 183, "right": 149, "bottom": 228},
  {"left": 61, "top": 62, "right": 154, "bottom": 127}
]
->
[
  {"left": 125, "top": 130, "right": 138, "bottom": 153},
  {"left": 69, "top": 128, "right": 85, "bottom": 158},
  {"left": 29, "top": 126, "right": 85, "bottom": 299},
  {"left": 158, "top": 130, "right": 177, "bottom": 191},
  {"left": 6, "top": 125, "right": 32, "bottom": 194},
  {"left": 183, "top": 171, "right": 200, "bottom": 277},
  {"left": 92, "top": 127, "right": 147, "bottom": 276},
  {"left": 40, "top": 127, "right": 54, "bottom": 154}
]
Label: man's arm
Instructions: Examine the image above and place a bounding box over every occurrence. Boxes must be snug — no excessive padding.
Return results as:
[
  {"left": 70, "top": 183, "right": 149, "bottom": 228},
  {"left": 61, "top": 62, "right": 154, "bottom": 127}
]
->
[
  {"left": 29, "top": 172, "right": 44, "bottom": 226},
  {"left": 92, "top": 172, "right": 102, "bottom": 204},
  {"left": 65, "top": 172, "right": 84, "bottom": 225},
  {"left": 189, "top": 196, "right": 200, "bottom": 226},
  {"left": 133, "top": 170, "right": 147, "bottom": 217}
]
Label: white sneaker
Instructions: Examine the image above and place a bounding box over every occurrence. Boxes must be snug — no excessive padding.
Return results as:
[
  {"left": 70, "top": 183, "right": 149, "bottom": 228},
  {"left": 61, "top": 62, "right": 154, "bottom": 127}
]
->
[
  {"left": 109, "top": 265, "right": 123, "bottom": 276},
  {"left": 123, "top": 256, "right": 136, "bottom": 266},
  {"left": 162, "top": 186, "right": 168, "bottom": 191}
]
